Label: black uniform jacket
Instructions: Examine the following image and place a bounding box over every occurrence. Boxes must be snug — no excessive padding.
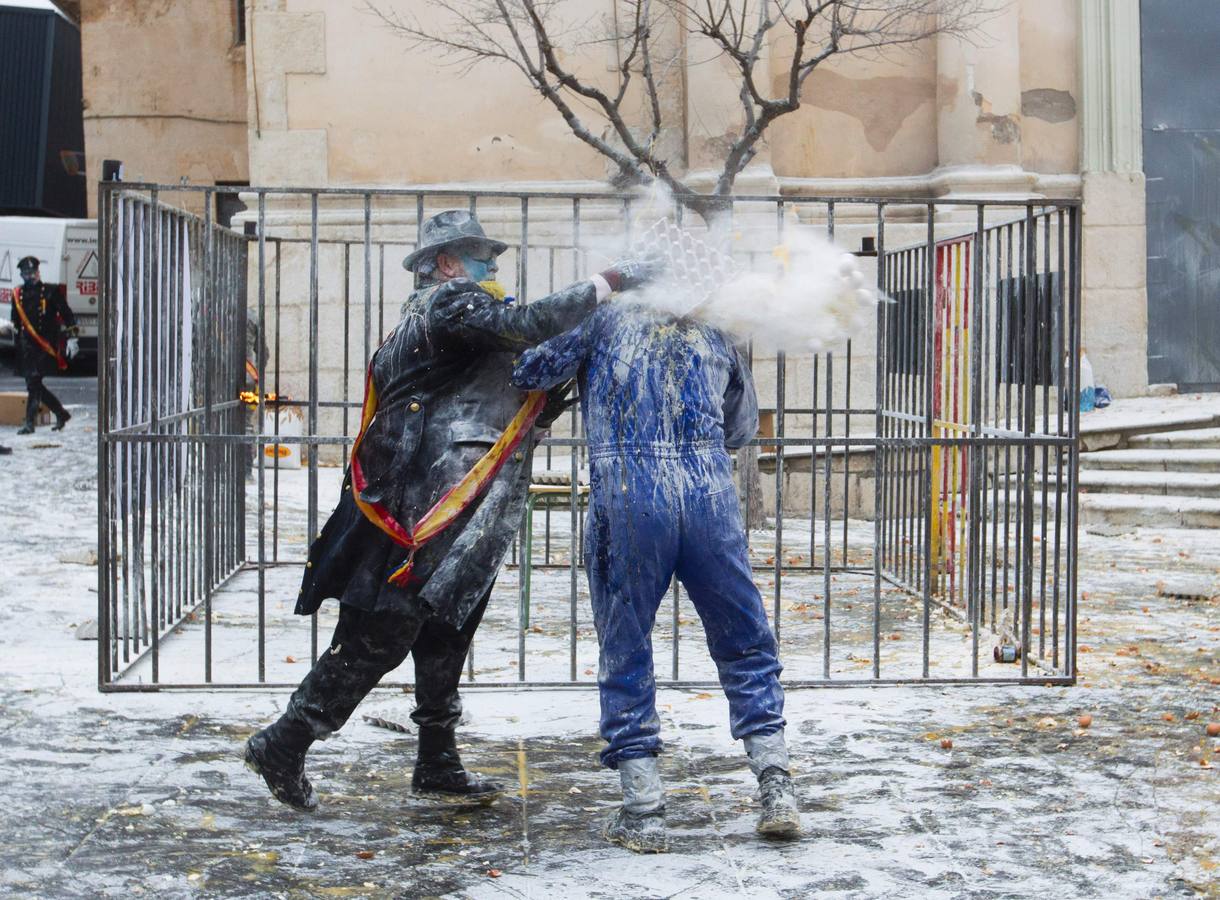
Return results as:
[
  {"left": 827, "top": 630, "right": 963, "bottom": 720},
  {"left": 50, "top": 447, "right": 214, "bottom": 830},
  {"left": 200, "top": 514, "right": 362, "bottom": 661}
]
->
[
  {"left": 12, "top": 282, "right": 74, "bottom": 375},
  {"left": 296, "top": 277, "right": 599, "bottom": 628}
]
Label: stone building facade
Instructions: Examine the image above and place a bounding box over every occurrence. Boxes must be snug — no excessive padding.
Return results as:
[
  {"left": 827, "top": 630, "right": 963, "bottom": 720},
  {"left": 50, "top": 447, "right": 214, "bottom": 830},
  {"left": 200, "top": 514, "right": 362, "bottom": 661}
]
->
[{"left": 79, "top": 0, "right": 1151, "bottom": 402}]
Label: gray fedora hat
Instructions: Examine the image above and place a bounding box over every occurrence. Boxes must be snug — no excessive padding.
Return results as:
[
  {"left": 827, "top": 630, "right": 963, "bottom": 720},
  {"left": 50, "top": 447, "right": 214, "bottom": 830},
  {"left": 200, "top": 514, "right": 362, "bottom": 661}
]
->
[{"left": 402, "top": 210, "right": 509, "bottom": 272}]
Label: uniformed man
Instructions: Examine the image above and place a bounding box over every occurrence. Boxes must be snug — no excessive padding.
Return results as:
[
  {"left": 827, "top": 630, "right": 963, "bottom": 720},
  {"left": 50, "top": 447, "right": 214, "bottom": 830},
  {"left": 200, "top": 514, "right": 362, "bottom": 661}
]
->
[
  {"left": 245, "top": 210, "right": 659, "bottom": 810},
  {"left": 7, "top": 256, "right": 78, "bottom": 434}
]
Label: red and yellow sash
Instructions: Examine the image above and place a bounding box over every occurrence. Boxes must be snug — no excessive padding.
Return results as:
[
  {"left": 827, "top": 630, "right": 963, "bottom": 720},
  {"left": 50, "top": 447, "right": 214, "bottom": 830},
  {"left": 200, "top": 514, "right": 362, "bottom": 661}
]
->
[
  {"left": 349, "top": 364, "right": 547, "bottom": 587},
  {"left": 12, "top": 287, "right": 68, "bottom": 371}
]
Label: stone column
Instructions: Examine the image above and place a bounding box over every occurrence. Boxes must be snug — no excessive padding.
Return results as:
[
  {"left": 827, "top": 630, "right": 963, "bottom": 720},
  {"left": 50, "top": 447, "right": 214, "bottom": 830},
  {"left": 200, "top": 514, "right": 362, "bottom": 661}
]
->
[{"left": 1078, "top": 0, "right": 1148, "bottom": 396}]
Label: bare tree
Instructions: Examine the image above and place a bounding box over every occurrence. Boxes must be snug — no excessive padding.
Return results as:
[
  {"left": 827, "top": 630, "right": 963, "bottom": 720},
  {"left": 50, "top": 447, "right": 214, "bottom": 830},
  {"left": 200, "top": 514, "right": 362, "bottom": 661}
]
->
[
  {"left": 365, "top": 0, "right": 993, "bottom": 220},
  {"left": 367, "top": 0, "right": 991, "bottom": 530}
]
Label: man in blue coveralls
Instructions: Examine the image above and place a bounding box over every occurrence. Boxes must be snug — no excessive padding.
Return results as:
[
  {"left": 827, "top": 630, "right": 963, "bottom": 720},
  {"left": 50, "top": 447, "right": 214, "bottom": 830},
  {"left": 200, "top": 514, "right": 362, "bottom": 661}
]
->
[{"left": 512, "top": 302, "right": 800, "bottom": 852}]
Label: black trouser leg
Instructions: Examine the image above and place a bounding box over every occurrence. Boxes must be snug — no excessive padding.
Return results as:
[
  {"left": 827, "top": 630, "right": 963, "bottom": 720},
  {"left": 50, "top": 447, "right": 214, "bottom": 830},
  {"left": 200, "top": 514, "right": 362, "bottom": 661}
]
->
[
  {"left": 284, "top": 603, "right": 428, "bottom": 740},
  {"left": 24, "top": 374, "right": 66, "bottom": 423},
  {"left": 409, "top": 584, "right": 493, "bottom": 731},
  {"left": 23, "top": 375, "right": 42, "bottom": 426}
]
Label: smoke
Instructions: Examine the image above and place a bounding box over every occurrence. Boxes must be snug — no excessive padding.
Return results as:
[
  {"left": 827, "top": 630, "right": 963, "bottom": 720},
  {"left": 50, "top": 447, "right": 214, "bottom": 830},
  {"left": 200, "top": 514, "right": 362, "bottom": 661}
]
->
[
  {"left": 561, "top": 179, "right": 878, "bottom": 351},
  {"left": 697, "top": 228, "right": 878, "bottom": 354},
  {"left": 580, "top": 181, "right": 880, "bottom": 353}
]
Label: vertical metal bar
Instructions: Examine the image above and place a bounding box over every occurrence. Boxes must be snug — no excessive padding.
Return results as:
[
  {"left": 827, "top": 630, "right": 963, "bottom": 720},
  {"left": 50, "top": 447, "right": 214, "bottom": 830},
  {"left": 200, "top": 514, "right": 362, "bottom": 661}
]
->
[
  {"left": 969, "top": 205, "right": 985, "bottom": 677},
  {"left": 1052, "top": 208, "right": 1066, "bottom": 670},
  {"left": 922, "top": 203, "right": 935, "bottom": 679},
  {"left": 363, "top": 194, "right": 373, "bottom": 369},
  {"left": 342, "top": 243, "right": 351, "bottom": 469},
  {"left": 308, "top": 193, "right": 320, "bottom": 662},
  {"left": 518, "top": 513, "right": 528, "bottom": 682},
  {"left": 148, "top": 188, "right": 161, "bottom": 682},
  {"left": 774, "top": 352, "right": 785, "bottom": 646},
  {"left": 772, "top": 198, "right": 786, "bottom": 646},
  {"left": 1021, "top": 206, "right": 1036, "bottom": 678},
  {"left": 878, "top": 203, "right": 888, "bottom": 678},
  {"left": 1000, "top": 224, "right": 1013, "bottom": 628},
  {"left": 257, "top": 191, "right": 268, "bottom": 682},
  {"left": 97, "top": 182, "right": 112, "bottom": 686},
  {"left": 1066, "top": 205, "right": 1082, "bottom": 679},
  {"left": 202, "top": 189, "right": 215, "bottom": 682},
  {"left": 671, "top": 578, "right": 680, "bottom": 681},
  {"left": 822, "top": 352, "right": 833, "bottom": 680},
  {"left": 1039, "top": 212, "right": 1052, "bottom": 662},
  {"left": 273, "top": 241, "right": 281, "bottom": 562},
  {"left": 378, "top": 243, "right": 386, "bottom": 341}
]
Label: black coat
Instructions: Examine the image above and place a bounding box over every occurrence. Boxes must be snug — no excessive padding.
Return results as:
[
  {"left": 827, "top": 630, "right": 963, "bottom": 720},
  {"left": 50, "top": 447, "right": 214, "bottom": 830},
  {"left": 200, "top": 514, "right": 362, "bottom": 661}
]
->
[
  {"left": 297, "top": 277, "right": 599, "bottom": 627},
  {"left": 12, "top": 281, "right": 74, "bottom": 377}
]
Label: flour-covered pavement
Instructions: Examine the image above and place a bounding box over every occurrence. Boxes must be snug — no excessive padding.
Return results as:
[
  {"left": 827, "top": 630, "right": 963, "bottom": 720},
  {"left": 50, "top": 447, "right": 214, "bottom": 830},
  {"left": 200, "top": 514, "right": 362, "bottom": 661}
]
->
[{"left": 0, "top": 398, "right": 1217, "bottom": 899}]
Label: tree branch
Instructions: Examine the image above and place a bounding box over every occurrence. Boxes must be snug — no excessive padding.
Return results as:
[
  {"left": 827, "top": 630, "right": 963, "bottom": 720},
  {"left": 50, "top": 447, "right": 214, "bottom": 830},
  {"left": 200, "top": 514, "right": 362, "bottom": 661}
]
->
[{"left": 368, "top": 0, "right": 996, "bottom": 215}]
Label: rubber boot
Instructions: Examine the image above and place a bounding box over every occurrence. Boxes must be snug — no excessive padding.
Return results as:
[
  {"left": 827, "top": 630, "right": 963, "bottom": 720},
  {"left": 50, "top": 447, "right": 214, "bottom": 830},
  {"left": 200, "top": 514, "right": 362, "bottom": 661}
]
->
[
  {"left": 411, "top": 725, "right": 505, "bottom": 802},
  {"left": 604, "top": 756, "right": 668, "bottom": 853},
  {"left": 244, "top": 716, "right": 318, "bottom": 810},
  {"left": 744, "top": 730, "right": 801, "bottom": 837}
]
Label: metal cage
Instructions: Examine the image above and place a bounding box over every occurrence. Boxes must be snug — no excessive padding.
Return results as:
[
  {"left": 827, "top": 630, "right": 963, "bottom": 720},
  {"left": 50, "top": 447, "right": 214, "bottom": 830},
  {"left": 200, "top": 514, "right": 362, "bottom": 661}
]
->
[{"left": 96, "top": 183, "right": 1081, "bottom": 691}]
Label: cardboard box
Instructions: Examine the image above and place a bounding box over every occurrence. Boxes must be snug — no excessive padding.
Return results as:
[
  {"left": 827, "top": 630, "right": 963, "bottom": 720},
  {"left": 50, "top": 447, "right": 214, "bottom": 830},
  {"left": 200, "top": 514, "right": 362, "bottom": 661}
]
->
[{"left": 0, "top": 391, "right": 50, "bottom": 426}]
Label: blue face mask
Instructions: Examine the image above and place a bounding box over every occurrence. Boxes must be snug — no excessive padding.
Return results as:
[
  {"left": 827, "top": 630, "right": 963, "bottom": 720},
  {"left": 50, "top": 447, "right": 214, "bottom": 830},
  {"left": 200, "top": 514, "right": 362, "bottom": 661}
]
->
[{"left": 459, "top": 252, "right": 498, "bottom": 284}]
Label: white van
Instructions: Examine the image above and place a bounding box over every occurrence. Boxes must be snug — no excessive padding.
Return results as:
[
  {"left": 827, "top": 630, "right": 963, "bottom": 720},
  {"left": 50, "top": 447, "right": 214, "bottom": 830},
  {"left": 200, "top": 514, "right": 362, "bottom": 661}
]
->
[{"left": 0, "top": 217, "right": 99, "bottom": 354}]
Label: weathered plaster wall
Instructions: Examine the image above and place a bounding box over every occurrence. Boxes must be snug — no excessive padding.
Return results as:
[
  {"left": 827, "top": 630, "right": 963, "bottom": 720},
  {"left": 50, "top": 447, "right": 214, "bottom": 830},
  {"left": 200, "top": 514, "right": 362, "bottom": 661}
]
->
[
  {"left": 80, "top": 0, "right": 248, "bottom": 215},
  {"left": 769, "top": 48, "right": 939, "bottom": 179},
  {"left": 1018, "top": 0, "right": 1079, "bottom": 174},
  {"left": 249, "top": 0, "right": 619, "bottom": 186}
]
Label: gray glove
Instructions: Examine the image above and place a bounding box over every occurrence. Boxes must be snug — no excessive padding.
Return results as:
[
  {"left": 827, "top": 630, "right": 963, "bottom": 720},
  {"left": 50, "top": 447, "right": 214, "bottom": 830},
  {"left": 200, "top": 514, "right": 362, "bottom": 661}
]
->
[
  {"left": 600, "top": 254, "right": 666, "bottom": 293},
  {"left": 65, "top": 338, "right": 80, "bottom": 359}
]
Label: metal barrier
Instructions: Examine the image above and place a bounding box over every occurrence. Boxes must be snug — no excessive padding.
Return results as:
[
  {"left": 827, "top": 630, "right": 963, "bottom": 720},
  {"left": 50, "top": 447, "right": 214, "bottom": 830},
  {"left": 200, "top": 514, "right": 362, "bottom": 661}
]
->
[{"left": 97, "top": 182, "right": 1080, "bottom": 691}]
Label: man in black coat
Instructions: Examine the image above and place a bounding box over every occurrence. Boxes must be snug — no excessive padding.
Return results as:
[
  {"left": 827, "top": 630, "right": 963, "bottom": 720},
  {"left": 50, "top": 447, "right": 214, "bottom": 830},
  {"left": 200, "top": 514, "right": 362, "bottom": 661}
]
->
[
  {"left": 245, "top": 210, "right": 657, "bottom": 810},
  {"left": 6, "top": 257, "right": 78, "bottom": 434}
]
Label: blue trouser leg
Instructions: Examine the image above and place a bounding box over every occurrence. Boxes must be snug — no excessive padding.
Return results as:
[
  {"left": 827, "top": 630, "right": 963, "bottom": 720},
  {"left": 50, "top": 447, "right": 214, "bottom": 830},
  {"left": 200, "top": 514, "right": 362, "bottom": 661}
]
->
[
  {"left": 675, "top": 453, "right": 786, "bottom": 741},
  {"left": 586, "top": 456, "right": 680, "bottom": 769}
]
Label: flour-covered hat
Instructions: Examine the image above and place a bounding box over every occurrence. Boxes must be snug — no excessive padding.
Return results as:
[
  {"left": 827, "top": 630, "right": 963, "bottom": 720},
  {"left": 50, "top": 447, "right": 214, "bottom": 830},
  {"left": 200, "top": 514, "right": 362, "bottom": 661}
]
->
[{"left": 402, "top": 210, "right": 508, "bottom": 272}]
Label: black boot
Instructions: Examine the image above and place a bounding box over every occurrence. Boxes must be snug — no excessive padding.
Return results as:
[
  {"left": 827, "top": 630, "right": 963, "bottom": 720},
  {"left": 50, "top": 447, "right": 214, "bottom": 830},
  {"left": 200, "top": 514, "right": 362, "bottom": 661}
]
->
[
  {"left": 51, "top": 410, "right": 71, "bottom": 431},
  {"left": 16, "top": 422, "right": 34, "bottom": 435},
  {"left": 244, "top": 716, "right": 318, "bottom": 810},
  {"left": 756, "top": 766, "right": 801, "bottom": 837},
  {"left": 411, "top": 726, "right": 504, "bottom": 801}
]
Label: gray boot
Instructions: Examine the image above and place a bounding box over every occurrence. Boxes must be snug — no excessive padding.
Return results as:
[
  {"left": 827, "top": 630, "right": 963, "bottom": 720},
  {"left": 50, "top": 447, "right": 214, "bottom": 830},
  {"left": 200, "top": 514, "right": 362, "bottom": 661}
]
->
[
  {"left": 744, "top": 730, "right": 801, "bottom": 837},
  {"left": 604, "top": 756, "right": 669, "bottom": 853}
]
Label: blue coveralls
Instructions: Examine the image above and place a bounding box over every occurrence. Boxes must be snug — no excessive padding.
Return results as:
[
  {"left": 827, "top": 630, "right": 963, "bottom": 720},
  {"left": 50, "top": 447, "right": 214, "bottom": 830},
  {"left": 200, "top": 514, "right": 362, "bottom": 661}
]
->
[{"left": 512, "top": 303, "right": 785, "bottom": 768}]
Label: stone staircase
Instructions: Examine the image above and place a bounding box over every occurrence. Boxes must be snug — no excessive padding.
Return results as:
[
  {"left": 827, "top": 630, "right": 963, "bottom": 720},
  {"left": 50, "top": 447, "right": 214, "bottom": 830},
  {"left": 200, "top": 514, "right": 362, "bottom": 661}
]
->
[{"left": 1079, "top": 427, "right": 1220, "bottom": 528}]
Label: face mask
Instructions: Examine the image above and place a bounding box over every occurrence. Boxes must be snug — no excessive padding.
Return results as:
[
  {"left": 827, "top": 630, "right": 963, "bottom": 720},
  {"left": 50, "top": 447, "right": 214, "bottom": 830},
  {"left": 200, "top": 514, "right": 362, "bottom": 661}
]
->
[
  {"left": 478, "top": 280, "right": 511, "bottom": 303},
  {"left": 459, "top": 252, "right": 498, "bottom": 284}
]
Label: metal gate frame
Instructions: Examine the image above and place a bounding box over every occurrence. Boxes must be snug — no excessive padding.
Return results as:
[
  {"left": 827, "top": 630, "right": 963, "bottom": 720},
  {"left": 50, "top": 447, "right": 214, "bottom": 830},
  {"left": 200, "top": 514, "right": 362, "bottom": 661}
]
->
[{"left": 96, "top": 182, "right": 1081, "bottom": 691}]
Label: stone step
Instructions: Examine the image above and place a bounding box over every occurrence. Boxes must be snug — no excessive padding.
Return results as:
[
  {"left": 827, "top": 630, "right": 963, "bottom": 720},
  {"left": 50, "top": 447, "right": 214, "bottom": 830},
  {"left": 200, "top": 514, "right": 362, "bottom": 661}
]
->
[
  {"left": 1080, "top": 407, "right": 1220, "bottom": 451},
  {"left": 1077, "top": 469, "right": 1220, "bottom": 497},
  {"left": 1079, "top": 448, "right": 1220, "bottom": 473},
  {"left": 1128, "top": 427, "right": 1220, "bottom": 450},
  {"left": 1079, "top": 493, "right": 1220, "bottom": 529}
]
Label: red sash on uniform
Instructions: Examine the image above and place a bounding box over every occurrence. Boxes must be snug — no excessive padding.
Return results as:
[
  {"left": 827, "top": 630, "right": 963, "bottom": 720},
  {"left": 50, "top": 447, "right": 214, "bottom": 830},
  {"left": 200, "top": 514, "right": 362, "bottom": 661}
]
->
[
  {"left": 12, "top": 287, "right": 68, "bottom": 371},
  {"left": 348, "top": 363, "right": 547, "bottom": 587}
]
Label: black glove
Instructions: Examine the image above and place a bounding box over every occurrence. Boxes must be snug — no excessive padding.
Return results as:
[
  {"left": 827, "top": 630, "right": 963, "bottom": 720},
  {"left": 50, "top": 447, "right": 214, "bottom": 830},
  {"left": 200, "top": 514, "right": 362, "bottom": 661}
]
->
[
  {"left": 600, "top": 254, "right": 666, "bottom": 293},
  {"left": 536, "top": 381, "right": 578, "bottom": 429}
]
